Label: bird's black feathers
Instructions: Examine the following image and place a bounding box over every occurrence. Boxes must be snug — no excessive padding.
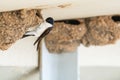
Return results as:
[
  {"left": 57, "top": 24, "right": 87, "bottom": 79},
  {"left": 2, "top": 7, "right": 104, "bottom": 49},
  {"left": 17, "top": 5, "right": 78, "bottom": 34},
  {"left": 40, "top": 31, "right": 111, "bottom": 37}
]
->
[{"left": 34, "top": 27, "right": 53, "bottom": 50}]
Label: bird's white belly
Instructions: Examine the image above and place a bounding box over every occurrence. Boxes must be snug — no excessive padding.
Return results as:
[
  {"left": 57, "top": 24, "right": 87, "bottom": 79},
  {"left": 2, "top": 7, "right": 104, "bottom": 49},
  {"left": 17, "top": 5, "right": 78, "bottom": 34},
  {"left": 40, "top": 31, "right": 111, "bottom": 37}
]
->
[{"left": 35, "top": 28, "right": 47, "bottom": 37}]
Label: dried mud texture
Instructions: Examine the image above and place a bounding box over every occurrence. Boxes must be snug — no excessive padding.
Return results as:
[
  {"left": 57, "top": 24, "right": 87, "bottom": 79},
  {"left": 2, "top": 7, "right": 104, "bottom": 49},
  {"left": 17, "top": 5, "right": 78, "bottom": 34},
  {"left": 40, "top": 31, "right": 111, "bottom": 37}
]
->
[
  {"left": 0, "top": 9, "right": 42, "bottom": 50},
  {"left": 45, "top": 19, "right": 87, "bottom": 53},
  {"left": 81, "top": 15, "right": 120, "bottom": 46}
]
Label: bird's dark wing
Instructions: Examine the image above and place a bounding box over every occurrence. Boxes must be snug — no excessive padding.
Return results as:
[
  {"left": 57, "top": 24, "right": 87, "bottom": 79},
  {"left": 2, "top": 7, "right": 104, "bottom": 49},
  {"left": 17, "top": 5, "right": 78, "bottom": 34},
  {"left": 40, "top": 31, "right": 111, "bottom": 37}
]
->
[
  {"left": 34, "top": 27, "right": 53, "bottom": 51},
  {"left": 34, "top": 27, "right": 53, "bottom": 45}
]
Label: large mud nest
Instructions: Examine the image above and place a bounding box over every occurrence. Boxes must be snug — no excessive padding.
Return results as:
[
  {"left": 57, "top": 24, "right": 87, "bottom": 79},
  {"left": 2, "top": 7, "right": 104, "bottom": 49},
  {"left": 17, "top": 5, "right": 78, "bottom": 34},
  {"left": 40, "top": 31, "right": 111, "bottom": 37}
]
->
[
  {"left": 81, "top": 16, "right": 120, "bottom": 46},
  {"left": 0, "top": 9, "right": 42, "bottom": 50},
  {"left": 45, "top": 19, "right": 87, "bottom": 53},
  {"left": 45, "top": 15, "right": 120, "bottom": 53}
]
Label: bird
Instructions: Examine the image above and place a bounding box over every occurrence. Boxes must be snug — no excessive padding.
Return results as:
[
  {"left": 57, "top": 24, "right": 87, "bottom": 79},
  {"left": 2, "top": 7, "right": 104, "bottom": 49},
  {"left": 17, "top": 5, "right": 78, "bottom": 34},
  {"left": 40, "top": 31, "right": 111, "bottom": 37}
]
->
[{"left": 22, "top": 17, "right": 54, "bottom": 50}]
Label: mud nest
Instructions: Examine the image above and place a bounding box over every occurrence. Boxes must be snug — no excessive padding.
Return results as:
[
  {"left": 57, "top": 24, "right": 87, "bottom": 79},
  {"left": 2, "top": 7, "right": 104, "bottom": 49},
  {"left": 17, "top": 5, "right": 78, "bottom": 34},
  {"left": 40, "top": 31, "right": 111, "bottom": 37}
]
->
[
  {"left": 81, "top": 15, "right": 120, "bottom": 46},
  {"left": 45, "top": 19, "right": 87, "bottom": 53},
  {"left": 45, "top": 15, "right": 120, "bottom": 53},
  {"left": 0, "top": 9, "right": 42, "bottom": 50}
]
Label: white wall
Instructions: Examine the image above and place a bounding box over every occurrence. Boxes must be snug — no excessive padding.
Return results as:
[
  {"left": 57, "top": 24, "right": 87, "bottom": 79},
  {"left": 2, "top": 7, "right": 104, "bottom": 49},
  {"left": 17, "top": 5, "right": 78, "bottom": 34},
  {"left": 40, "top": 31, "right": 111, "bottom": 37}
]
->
[
  {"left": 0, "top": 37, "right": 39, "bottom": 80},
  {"left": 0, "top": 37, "right": 38, "bottom": 67},
  {"left": 79, "top": 40, "right": 120, "bottom": 67}
]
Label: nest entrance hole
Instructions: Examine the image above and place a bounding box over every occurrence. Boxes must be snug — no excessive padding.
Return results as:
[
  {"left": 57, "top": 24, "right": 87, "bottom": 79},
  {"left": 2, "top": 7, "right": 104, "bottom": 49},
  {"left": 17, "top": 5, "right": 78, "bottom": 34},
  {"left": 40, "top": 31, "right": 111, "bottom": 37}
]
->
[
  {"left": 56, "top": 19, "right": 80, "bottom": 25},
  {"left": 112, "top": 15, "right": 120, "bottom": 22}
]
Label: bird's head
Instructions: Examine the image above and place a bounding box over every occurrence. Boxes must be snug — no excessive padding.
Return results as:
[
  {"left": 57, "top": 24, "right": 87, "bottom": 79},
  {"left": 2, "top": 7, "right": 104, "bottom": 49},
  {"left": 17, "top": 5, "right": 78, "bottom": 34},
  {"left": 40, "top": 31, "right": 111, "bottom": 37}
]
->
[{"left": 46, "top": 17, "right": 54, "bottom": 25}]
